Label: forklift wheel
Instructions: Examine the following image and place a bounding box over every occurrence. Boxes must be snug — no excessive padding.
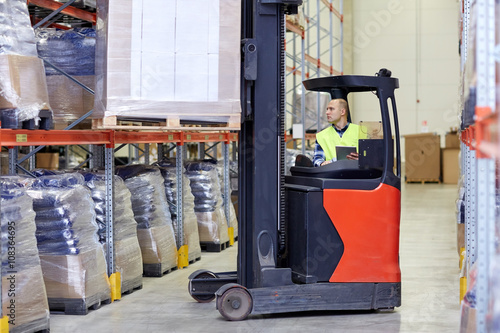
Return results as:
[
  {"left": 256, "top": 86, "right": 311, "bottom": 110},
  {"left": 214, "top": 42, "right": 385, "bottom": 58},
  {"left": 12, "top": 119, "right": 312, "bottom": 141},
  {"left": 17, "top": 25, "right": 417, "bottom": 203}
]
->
[
  {"left": 217, "top": 287, "right": 253, "bottom": 321},
  {"left": 189, "top": 271, "right": 217, "bottom": 303}
]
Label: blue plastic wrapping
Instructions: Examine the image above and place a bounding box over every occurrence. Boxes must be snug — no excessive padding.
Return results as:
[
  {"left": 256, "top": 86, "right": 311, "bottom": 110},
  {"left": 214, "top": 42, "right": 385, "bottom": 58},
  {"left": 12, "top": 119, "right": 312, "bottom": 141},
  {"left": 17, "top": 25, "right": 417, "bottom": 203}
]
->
[
  {"left": 24, "top": 173, "right": 110, "bottom": 304},
  {"left": 0, "top": 177, "right": 50, "bottom": 331},
  {"left": 156, "top": 159, "right": 201, "bottom": 262},
  {"left": 0, "top": 0, "right": 38, "bottom": 56},
  {"left": 25, "top": 173, "right": 99, "bottom": 255},
  {"left": 82, "top": 171, "right": 143, "bottom": 291},
  {"left": 116, "top": 165, "right": 177, "bottom": 270},
  {"left": 184, "top": 161, "right": 229, "bottom": 244},
  {"left": 36, "top": 28, "right": 96, "bottom": 76}
]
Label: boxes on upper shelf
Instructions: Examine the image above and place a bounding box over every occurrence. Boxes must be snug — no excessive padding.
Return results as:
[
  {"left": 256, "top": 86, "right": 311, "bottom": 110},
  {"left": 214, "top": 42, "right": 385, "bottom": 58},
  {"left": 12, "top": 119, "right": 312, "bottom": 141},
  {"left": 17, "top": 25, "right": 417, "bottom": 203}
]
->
[{"left": 94, "top": 0, "right": 241, "bottom": 128}]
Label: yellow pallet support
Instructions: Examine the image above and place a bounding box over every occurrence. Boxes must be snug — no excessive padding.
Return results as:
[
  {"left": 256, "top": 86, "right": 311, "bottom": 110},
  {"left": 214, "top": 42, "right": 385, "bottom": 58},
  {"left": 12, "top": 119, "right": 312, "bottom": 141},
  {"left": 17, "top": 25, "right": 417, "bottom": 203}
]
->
[
  {"left": 178, "top": 245, "right": 189, "bottom": 269},
  {"left": 228, "top": 227, "right": 235, "bottom": 246},
  {"left": 110, "top": 272, "right": 122, "bottom": 302},
  {"left": 0, "top": 316, "right": 9, "bottom": 332},
  {"left": 459, "top": 247, "right": 466, "bottom": 303}
]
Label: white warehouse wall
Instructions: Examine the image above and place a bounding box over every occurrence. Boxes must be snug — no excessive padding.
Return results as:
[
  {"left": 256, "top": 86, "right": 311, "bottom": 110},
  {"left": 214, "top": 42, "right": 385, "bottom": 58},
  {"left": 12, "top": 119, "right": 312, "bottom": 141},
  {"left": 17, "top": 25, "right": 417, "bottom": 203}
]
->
[{"left": 347, "top": 0, "right": 461, "bottom": 149}]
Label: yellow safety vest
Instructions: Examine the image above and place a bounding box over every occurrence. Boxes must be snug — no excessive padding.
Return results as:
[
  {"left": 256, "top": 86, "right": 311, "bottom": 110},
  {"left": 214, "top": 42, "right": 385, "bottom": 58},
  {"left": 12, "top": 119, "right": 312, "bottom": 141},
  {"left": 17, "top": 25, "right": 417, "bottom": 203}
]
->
[{"left": 316, "top": 123, "right": 360, "bottom": 160}]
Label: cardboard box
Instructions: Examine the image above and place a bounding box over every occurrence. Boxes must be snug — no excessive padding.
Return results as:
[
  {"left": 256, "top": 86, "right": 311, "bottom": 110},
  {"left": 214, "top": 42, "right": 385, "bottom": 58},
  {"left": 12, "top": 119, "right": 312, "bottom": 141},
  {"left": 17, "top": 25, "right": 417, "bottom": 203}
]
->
[
  {"left": 1, "top": 152, "right": 29, "bottom": 175},
  {"left": 115, "top": 236, "right": 143, "bottom": 291},
  {"left": 195, "top": 207, "right": 229, "bottom": 244},
  {"left": 404, "top": 133, "right": 441, "bottom": 181},
  {"left": 0, "top": 54, "right": 51, "bottom": 119},
  {"left": 46, "top": 75, "right": 95, "bottom": 125},
  {"left": 442, "top": 148, "right": 460, "bottom": 184},
  {"left": 36, "top": 152, "right": 59, "bottom": 170},
  {"left": 2, "top": 265, "right": 49, "bottom": 331},
  {"left": 39, "top": 245, "right": 111, "bottom": 300},
  {"left": 445, "top": 132, "right": 460, "bottom": 148},
  {"left": 136, "top": 225, "right": 177, "bottom": 268}
]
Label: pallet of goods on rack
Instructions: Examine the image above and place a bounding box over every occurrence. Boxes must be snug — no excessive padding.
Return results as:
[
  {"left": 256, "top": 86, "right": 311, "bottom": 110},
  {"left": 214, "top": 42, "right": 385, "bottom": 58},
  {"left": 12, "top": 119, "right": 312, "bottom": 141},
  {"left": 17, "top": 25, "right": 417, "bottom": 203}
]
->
[{"left": 92, "top": 0, "right": 242, "bottom": 131}]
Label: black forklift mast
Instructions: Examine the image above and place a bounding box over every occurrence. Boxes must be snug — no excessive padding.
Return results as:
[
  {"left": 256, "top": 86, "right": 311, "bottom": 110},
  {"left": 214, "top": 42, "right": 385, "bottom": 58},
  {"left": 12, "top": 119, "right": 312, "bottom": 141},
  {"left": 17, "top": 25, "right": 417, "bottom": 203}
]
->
[{"left": 239, "top": 0, "right": 302, "bottom": 289}]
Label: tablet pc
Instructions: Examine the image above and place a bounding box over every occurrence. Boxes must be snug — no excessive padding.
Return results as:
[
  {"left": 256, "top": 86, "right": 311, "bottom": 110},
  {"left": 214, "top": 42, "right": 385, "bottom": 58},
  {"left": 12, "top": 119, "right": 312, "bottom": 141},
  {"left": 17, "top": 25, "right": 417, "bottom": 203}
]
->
[{"left": 335, "top": 145, "right": 357, "bottom": 160}]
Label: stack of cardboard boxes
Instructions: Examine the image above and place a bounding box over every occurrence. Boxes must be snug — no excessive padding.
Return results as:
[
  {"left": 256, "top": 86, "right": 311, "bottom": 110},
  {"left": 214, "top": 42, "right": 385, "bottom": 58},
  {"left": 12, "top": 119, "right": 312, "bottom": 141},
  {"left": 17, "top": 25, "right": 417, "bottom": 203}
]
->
[{"left": 404, "top": 130, "right": 460, "bottom": 184}]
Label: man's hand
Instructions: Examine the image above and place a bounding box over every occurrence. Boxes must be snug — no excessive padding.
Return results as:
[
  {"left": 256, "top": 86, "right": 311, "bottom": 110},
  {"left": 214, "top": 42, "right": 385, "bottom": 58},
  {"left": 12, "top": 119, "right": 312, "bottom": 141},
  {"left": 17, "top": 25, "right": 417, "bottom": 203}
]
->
[
  {"left": 320, "top": 160, "right": 332, "bottom": 166},
  {"left": 346, "top": 152, "right": 359, "bottom": 160}
]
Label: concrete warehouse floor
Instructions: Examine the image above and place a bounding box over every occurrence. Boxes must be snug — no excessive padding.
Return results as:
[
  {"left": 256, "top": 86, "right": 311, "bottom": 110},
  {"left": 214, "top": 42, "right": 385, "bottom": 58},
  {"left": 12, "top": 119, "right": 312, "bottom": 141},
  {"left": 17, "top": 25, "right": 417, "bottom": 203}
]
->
[{"left": 50, "top": 182, "right": 461, "bottom": 333}]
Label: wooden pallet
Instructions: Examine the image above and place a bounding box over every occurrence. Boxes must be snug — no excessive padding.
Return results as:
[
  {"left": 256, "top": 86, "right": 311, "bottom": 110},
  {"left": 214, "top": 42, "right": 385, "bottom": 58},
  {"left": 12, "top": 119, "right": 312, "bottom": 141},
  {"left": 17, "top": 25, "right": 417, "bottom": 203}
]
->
[
  {"left": 1, "top": 109, "right": 53, "bottom": 130},
  {"left": 188, "top": 256, "right": 202, "bottom": 265},
  {"left": 48, "top": 295, "right": 111, "bottom": 315},
  {"left": 405, "top": 178, "right": 441, "bottom": 184},
  {"left": 143, "top": 263, "right": 178, "bottom": 277},
  {"left": 200, "top": 241, "right": 230, "bottom": 253},
  {"left": 92, "top": 114, "right": 240, "bottom": 131},
  {"left": 10, "top": 316, "right": 50, "bottom": 333},
  {"left": 121, "top": 276, "right": 143, "bottom": 296}
]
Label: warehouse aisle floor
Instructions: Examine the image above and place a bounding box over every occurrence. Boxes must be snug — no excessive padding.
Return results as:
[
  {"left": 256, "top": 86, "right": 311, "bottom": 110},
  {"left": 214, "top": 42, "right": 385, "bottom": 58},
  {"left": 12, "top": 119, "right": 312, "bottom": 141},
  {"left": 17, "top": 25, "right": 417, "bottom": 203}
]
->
[{"left": 50, "top": 183, "right": 461, "bottom": 333}]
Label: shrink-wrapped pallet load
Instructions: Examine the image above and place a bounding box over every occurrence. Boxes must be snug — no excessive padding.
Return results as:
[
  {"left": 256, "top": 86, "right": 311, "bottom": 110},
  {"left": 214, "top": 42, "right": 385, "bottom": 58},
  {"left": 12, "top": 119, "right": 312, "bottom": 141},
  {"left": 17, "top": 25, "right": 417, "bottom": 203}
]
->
[
  {"left": 94, "top": 0, "right": 241, "bottom": 128},
  {"left": 0, "top": 0, "right": 52, "bottom": 129},
  {"left": 156, "top": 159, "right": 201, "bottom": 263},
  {"left": 25, "top": 173, "right": 111, "bottom": 315},
  {"left": 215, "top": 160, "right": 238, "bottom": 240},
  {"left": 83, "top": 172, "right": 143, "bottom": 293},
  {"left": 36, "top": 28, "right": 96, "bottom": 128},
  {"left": 185, "top": 161, "right": 229, "bottom": 251},
  {"left": 115, "top": 165, "right": 177, "bottom": 276},
  {"left": 0, "top": 178, "right": 50, "bottom": 332}
]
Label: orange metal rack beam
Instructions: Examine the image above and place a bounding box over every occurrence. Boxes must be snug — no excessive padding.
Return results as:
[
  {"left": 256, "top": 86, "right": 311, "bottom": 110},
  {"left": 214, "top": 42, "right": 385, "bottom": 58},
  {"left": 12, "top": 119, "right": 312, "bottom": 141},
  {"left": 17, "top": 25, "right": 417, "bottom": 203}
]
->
[
  {"left": 0, "top": 129, "right": 238, "bottom": 147},
  {"left": 28, "top": 0, "right": 97, "bottom": 24},
  {"left": 0, "top": 129, "right": 112, "bottom": 147}
]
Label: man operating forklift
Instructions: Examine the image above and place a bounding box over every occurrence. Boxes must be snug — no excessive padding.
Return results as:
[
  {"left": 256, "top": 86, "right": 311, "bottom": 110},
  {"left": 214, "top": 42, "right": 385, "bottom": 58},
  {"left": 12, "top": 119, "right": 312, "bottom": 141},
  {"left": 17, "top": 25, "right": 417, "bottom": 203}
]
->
[{"left": 313, "top": 98, "right": 360, "bottom": 166}]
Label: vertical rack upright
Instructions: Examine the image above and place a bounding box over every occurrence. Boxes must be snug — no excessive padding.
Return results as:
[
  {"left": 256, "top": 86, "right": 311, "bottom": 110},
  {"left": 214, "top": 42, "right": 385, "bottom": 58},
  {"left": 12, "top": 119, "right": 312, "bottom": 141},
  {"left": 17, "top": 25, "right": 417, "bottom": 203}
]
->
[
  {"left": 285, "top": 0, "right": 343, "bottom": 155},
  {"left": 459, "top": 0, "right": 498, "bottom": 331}
]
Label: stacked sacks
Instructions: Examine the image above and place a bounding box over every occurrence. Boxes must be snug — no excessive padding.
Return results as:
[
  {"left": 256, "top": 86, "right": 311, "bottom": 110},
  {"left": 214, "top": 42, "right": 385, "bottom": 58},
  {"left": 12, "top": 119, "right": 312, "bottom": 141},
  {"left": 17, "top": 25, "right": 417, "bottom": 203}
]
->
[
  {"left": 115, "top": 165, "right": 177, "bottom": 276},
  {"left": 36, "top": 28, "right": 96, "bottom": 126},
  {"left": 83, "top": 172, "right": 143, "bottom": 293},
  {"left": 0, "top": 177, "right": 50, "bottom": 332},
  {"left": 25, "top": 173, "right": 110, "bottom": 314},
  {"left": 156, "top": 159, "right": 201, "bottom": 263},
  {"left": 215, "top": 160, "right": 238, "bottom": 240},
  {"left": 184, "top": 161, "right": 229, "bottom": 249}
]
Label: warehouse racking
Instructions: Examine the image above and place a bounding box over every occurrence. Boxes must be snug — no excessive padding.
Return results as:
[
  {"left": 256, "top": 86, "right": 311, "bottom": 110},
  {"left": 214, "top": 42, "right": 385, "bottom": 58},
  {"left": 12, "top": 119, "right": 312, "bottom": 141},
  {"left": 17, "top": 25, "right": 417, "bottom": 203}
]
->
[
  {"left": 0, "top": 1, "right": 240, "bottom": 325},
  {"left": 459, "top": 0, "right": 498, "bottom": 331},
  {"left": 285, "top": 0, "right": 343, "bottom": 154}
]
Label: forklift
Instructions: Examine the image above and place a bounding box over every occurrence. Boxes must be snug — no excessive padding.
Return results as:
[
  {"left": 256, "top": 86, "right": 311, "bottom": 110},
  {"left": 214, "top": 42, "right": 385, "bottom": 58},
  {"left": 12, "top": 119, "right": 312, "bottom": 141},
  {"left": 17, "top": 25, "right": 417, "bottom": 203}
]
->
[{"left": 188, "top": 0, "right": 402, "bottom": 321}]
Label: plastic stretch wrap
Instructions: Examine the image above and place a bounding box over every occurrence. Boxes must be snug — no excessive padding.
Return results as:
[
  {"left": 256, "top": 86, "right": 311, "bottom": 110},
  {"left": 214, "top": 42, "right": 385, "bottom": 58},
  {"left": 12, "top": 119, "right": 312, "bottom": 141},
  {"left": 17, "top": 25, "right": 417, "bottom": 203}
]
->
[
  {"left": 36, "top": 27, "right": 96, "bottom": 125},
  {"left": 0, "top": 0, "right": 51, "bottom": 123},
  {"left": 82, "top": 171, "right": 143, "bottom": 289},
  {"left": 156, "top": 159, "right": 201, "bottom": 262},
  {"left": 0, "top": 0, "right": 38, "bottom": 56},
  {"left": 93, "top": 0, "right": 241, "bottom": 123},
  {"left": 26, "top": 173, "right": 99, "bottom": 255},
  {"left": 83, "top": 172, "right": 138, "bottom": 243},
  {"left": 116, "top": 165, "right": 177, "bottom": 270},
  {"left": 0, "top": 178, "right": 50, "bottom": 331},
  {"left": 185, "top": 161, "right": 229, "bottom": 244},
  {"left": 215, "top": 160, "right": 238, "bottom": 239},
  {"left": 36, "top": 28, "right": 96, "bottom": 76},
  {"left": 24, "top": 173, "right": 110, "bottom": 303},
  {"left": 292, "top": 91, "right": 331, "bottom": 132}
]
